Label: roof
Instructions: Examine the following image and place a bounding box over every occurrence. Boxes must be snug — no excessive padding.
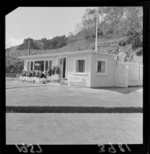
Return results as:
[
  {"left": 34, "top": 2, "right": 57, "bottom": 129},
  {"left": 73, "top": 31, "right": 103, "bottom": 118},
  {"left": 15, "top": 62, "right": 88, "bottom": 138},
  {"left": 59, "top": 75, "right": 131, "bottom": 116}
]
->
[{"left": 19, "top": 49, "right": 114, "bottom": 60}]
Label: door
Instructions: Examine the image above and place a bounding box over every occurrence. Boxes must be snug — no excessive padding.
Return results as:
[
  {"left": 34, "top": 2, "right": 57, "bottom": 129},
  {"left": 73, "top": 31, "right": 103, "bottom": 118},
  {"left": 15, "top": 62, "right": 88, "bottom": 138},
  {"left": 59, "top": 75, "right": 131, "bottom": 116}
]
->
[
  {"left": 59, "top": 58, "right": 66, "bottom": 79},
  {"left": 62, "top": 58, "right": 66, "bottom": 78},
  {"left": 115, "top": 62, "right": 128, "bottom": 87}
]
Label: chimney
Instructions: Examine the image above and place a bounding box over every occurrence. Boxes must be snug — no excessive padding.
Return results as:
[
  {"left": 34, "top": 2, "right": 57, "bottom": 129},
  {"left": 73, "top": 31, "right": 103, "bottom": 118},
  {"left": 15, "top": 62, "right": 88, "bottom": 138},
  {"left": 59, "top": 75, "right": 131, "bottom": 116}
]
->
[{"left": 28, "top": 40, "right": 31, "bottom": 55}]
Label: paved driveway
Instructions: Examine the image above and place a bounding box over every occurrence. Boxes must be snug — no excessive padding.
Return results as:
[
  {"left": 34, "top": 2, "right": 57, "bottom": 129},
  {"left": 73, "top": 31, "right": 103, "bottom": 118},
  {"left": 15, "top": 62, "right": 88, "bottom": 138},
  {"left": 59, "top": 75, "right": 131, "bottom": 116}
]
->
[{"left": 6, "top": 80, "right": 143, "bottom": 107}]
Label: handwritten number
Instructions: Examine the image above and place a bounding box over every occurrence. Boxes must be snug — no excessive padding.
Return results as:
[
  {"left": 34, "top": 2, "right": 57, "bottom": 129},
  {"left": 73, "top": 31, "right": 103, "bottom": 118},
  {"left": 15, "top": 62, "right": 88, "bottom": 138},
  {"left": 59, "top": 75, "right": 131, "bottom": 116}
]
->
[
  {"left": 19, "top": 144, "right": 28, "bottom": 153},
  {"left": 118, "top": 143, "right": 125, "bottom": 152},
  {"left": 98, "top": 143, "right": 131, "bottom": 153},
  {"left": 15, "top": 145, "right": 22, "bottom": 152},
  {"left": 29, "top": 145, "right": 35, "bottom": 153},
  {"left": 36, "top": 144, "right": 42, "bottom": 153},
  {"left": 125, "top": 144, "right": 131, "bottom": 152},
  {"left": 16, "top": 144, "right": 42, "bottom": 153},
  {"left": 98, "top": 144, "right": 105, "bottom": 153},
  {"left": 26, "top": 144, "right": 35, "bottom": 153},
  {"left": 108, "top": 144, "right": 116, "bottom": 153}
]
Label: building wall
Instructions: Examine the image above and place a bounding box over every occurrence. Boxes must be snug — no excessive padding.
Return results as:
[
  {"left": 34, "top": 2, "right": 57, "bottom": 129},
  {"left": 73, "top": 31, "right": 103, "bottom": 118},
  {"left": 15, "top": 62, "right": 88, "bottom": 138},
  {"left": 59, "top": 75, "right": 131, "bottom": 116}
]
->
[
  {"left": 127, "top": 63, "right": 143, "bottom": 86},
  {"left": 66, "top": 53, "right": 91, "bottom": 87},
  {"left": 23, "top": 53, "right": 91, "bottom": 87},
  {"left": 24, "top": 60, "right": 28, "bottom": 70},
  {"left": 90, "top": 52, "right": 116, "bottom": 87},
  {"left": 139, "top": 65, "right": 143, "bottom": 85},
  {"left": 23, "top": 52, "right": 143, "bottom": 88}
]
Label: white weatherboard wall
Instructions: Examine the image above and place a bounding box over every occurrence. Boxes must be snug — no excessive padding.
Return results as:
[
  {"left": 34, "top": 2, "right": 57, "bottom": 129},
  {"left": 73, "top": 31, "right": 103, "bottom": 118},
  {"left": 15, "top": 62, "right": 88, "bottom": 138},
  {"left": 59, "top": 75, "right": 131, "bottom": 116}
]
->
[
  {"left": 127, "top": 63, "right": 143, "bottom": 86},
  {"left": 115, "top": 62, "right": 128, "bottom": 87},
  {"left": 90, "top": 52, "right": 116, "bottom": 87},
  {"left": 139, "top": 65, "right": 143, "bottom": 85},
  {"left": 67, "top": 53, "right": 91, "bottom": 87}
]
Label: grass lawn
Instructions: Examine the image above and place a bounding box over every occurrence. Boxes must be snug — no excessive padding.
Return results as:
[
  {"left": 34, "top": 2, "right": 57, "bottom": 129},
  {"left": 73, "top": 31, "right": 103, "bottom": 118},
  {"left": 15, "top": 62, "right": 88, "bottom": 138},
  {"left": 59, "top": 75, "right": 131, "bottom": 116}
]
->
[
  {"left": 6, "top": 80, "right": 143, "bottom": 107},
  {"left": 6, "top": 113, "right": 142, "bottom": 144},
  {"left": 6, "top": 80, "right": 143, "bottom": 144}
]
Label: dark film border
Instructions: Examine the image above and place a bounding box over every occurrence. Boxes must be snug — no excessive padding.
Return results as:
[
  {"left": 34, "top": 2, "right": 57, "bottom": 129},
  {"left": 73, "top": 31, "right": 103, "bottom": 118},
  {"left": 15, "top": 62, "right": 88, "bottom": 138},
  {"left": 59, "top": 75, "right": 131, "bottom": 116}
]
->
[{"left": 1, "top": 1, "right": 149, "bottom": 154}]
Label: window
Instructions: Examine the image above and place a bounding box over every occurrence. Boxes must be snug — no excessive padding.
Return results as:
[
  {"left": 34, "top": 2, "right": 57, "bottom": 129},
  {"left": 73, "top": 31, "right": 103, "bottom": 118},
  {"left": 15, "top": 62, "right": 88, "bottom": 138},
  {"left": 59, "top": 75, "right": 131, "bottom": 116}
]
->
[
  {"left": 31, "top": 62, "right": 33, "bottom": 70},
  {"left": 59, "top": 59, "right": 63, "bottom": 65},
  {"left": 34, "top": 61, "right": 44, "bottom": 71},
  {"left": 49, "top": 60, "right": 52, "bottom": 68},
  {"left": 97, "top": 60, "right": 106, "bottom": 74},
  {"left": 76, "top": 60, "right": 85, "bottom": 73}
]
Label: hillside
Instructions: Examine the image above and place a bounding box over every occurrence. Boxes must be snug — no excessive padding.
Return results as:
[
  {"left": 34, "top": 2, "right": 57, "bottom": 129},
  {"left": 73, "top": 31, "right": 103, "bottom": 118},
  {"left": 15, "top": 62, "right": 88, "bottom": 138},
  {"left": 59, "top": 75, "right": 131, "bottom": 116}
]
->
[
  {"left": 5, "top": 37, "right": 142, "bottom": 74},
  {"left": 6, "top": 7, "right": 143, "bottom": 73}
]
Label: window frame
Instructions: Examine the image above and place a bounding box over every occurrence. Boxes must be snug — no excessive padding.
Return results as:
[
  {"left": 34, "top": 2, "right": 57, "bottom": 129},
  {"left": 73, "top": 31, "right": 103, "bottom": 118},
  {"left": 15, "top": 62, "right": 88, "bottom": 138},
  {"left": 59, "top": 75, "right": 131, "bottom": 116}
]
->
[
  {"left": 96, "top": 58, "right": 107, "bottom": 75},
  {"left": 30, "top": 61, "right": 33, "bottom": 71},
  {"left": 75, "top": 58, "right": 87, "bottom": 74}
]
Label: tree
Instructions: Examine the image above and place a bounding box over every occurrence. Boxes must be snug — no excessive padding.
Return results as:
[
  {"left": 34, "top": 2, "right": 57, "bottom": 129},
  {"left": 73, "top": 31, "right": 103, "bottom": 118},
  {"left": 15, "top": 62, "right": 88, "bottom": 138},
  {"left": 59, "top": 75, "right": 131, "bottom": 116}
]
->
[
  {"left": 81, "top": 9, "right": 97, "bottom": 41},
  {"left": 17, "top": 38, "right": 40, "bottom": 50}
]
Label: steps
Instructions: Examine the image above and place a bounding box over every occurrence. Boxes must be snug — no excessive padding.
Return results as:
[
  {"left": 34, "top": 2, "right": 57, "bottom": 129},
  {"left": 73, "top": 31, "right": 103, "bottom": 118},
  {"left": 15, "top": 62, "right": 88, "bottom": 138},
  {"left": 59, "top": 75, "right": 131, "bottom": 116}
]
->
[{"left": 60, "top": 79, "right": 68, "bottom": 85}]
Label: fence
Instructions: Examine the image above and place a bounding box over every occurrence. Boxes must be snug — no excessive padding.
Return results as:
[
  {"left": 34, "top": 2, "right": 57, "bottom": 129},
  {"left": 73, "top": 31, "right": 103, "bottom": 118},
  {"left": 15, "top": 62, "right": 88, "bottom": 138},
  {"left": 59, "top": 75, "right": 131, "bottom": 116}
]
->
[
  {"left": 127, "top": 63, "right": 143, "bottom": 86},
  {"left": 115, "top": 62, "right": 143, "bottom": 87}
]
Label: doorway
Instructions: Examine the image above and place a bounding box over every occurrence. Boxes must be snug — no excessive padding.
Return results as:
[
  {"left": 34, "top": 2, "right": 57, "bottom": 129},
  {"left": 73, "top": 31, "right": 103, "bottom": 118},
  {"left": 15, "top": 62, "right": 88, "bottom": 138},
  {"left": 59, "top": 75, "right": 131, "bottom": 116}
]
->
[
  {"left": 59, "top": 57, "right": 66, "bottom": 79},
  {"left": 62, "top": 58, "right": 66, "bottom": 78}
]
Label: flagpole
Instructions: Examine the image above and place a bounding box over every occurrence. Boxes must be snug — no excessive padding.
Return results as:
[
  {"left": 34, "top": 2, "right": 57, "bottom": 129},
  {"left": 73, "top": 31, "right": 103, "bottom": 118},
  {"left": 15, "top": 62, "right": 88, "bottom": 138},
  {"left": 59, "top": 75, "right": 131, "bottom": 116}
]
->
[{"left": 95, "top": 9, "right": 98, "bottom": 52}]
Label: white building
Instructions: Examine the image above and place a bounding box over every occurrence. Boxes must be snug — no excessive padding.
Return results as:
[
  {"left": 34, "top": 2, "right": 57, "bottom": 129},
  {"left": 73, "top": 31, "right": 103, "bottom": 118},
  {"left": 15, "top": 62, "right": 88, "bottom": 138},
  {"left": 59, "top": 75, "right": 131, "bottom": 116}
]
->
[{"left": 19, "top": 49, "right": 143, "bottom": 88}]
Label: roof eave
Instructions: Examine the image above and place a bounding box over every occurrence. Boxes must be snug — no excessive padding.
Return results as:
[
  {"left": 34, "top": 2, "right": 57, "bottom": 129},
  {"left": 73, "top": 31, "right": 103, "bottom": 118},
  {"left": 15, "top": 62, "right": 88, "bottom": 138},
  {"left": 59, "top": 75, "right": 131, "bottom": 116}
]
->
[{"left": 19, "top": 49, "right": 114, "bottom": 59}]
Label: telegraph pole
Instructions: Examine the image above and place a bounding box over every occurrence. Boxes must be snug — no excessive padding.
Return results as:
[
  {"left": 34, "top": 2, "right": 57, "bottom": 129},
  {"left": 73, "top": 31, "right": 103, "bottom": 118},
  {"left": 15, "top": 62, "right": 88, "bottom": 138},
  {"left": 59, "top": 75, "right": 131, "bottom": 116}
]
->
[
  {"left": 28, "top": 39, "right": 31, "bottom": 55},
  {"left": 95, "top": 9, "right": 99, "bottom": 52}
]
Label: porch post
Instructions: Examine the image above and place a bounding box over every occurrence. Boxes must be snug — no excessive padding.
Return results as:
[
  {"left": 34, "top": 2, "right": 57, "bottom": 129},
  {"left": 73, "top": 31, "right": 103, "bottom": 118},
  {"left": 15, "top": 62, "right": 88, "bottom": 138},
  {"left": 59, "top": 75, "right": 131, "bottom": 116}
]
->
[
  {"left": 24, "top": 60, "right": 27, "bottom": 70},
  {"left": 44, "top": 60, "right": 46, "bottom": 72},
  {"left": 29, "top": 62, "right": 31, "bottom": 71}
]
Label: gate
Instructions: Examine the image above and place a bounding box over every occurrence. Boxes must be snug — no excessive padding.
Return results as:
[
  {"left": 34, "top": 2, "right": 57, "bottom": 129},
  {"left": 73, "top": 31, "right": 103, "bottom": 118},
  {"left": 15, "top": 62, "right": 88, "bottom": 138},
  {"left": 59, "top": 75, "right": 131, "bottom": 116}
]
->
[{"left": 115, "top": 62, "right": 128, "bottom": 87}]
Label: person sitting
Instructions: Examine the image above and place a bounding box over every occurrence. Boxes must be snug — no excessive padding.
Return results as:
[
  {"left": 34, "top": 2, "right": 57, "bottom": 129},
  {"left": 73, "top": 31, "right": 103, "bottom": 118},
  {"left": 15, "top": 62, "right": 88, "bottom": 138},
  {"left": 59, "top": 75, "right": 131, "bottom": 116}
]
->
[
  {"left": 22, "top": 70, "right": 26, "bottom": 76},
  {"left": 32, "top": 71, "right": 36, "bottom": 77},
  {"left": 49, "top": 67, "right": 52, "bottom": 76},
  {"left": 37, "top": 71, "right": 43, "bottom": 83},
  {"left": 29, "top": 71, "right": 32, "bottom": 77},
  {"left": 19, "top": 70, "right": 24, "bottom": 81},
  {"left": 34, "top": 71, "right": 40, "bottom": 83},
  {"left": 47, "top": 68, "right": 52, "bottom": 82},
  {"left": 38, "top": 71, "right": 42, "bottom": 78},
  {"left": 23, "top": 71, "right": 27, "bottom": 82},
  {"left": 35, "top": 71, "right": 39, "bottom": 77},
  {"left": 27, "top": 71, "right": 32, "bottom": 82},
  {"left": 41, "top": 72, "right": 46, "bottom": 83},
  {"left": 30, "top": 71, "right": 35, "bottom": 83},
  {"left": 55, "top": 66, "right": 60, "bottom": 82},
  {"left": 25, "top": 71, "right": 29, "bottom": 82},
  {"left": 52, "top": 66, "right": 55, "bottom": 75}
]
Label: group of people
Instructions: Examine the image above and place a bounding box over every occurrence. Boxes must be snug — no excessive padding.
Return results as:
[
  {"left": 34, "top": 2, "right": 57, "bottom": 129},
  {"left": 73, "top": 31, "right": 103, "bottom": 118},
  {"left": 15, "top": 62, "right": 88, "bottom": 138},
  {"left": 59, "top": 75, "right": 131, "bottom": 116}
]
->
[
  {"left": 47, "top": 66, "right": 60, "bottom": 76},
  {"left": 19, "top": 66, "right": 60, "bottom": 84},
  {"left": 19, "top": 70, "right": 47, "bottom": 83}
]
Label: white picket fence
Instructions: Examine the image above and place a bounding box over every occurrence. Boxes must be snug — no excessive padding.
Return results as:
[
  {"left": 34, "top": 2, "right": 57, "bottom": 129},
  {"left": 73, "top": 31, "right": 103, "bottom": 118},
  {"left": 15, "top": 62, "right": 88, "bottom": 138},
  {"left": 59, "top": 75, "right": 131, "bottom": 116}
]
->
[
  {"left": 127, "top": 63, "right": 143, "bottom": 86},
  {"left": 115, "top": 62, "right": 143, "bottom": 87}
]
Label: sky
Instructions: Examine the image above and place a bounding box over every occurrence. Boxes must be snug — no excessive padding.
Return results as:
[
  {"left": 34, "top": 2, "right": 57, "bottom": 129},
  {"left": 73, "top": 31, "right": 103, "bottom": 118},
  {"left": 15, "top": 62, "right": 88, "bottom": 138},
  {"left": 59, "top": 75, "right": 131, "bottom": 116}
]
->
[{"left": 6, "top": 7, "right": 97, "bottom": 48}]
